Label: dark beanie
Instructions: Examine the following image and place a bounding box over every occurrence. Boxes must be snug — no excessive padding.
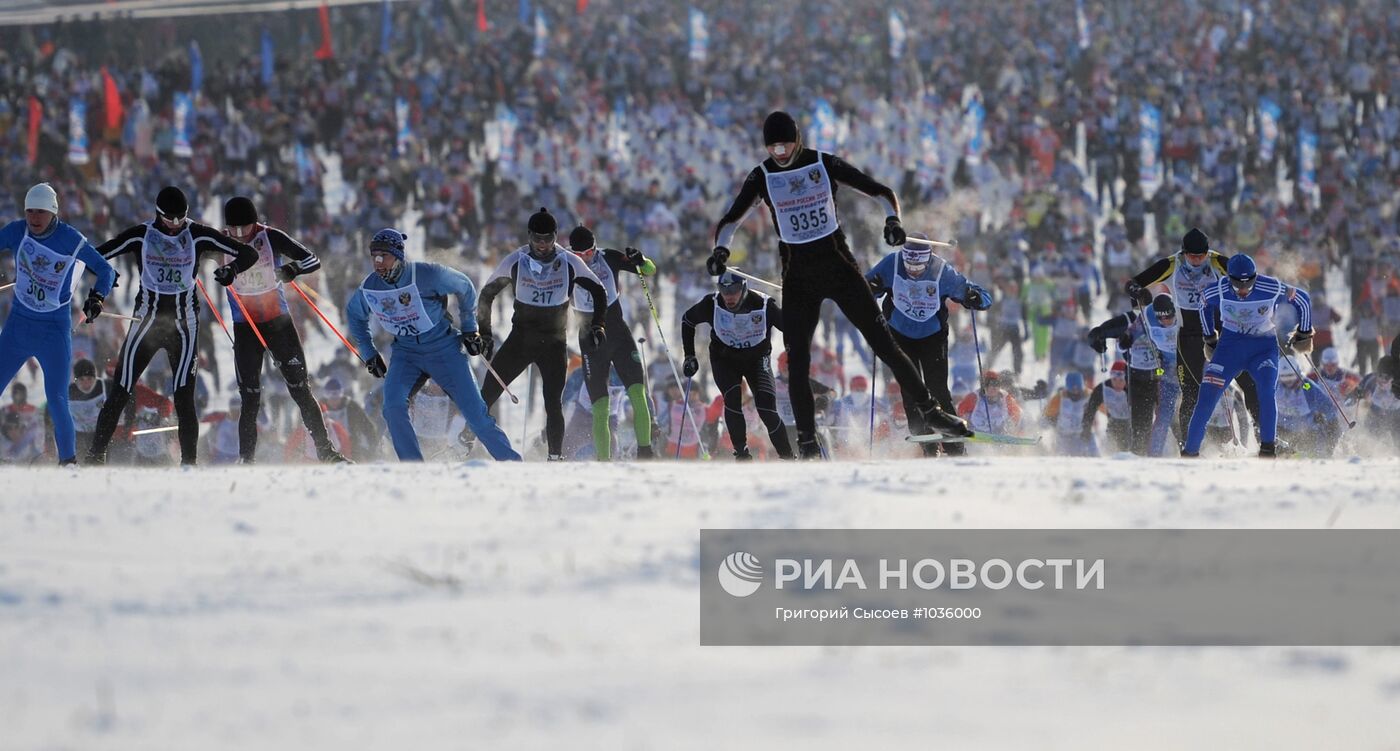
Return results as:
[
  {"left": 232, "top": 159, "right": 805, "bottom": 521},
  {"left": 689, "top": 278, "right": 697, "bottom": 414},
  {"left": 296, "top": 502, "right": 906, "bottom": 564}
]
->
[
  {"left": 763, "top": 111, "right": 800, "bottom": 145},
  {"left": 223, "top": 196, "right": 258, "bottom": 226},
  {"left": 569, "top": 225, "right": 595, "bottom": 252},
  {"left": 156, "top": 186, "right": 188, "bottom": 218},
  {"left": 73, "top": 358, "right": 97, "bottom": 379},
  {"left": 527, "top": 207, "right": 557, "bottom": 235},
  {"left": 1182, "top": 227, "right": 1210, "bottom": 254}
]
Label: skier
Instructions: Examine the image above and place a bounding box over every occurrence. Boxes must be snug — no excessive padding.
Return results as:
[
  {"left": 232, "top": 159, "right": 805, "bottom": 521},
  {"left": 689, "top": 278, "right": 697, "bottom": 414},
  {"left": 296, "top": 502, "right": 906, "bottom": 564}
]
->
[
  {"left": 1082, "top": 361, "right": 1132, "bottom": 453},
  {"left": 1181, "top": 254, "right": 1313, "bottom": 457},
  {"left": 565, "top": 225, "right": 656, "bottom": 460},
  {"left": 86, "top": 186, "right": 257, "bottom": 465},
  {"left": 1087, "top": 293, "right": 1181, "bottom": 455},
  {"left": 1042, "top": 371, "right": 1097, "bottom": 456},
  {"left": 708, "top": 110, "right": 969, "bottom": 458},
  {"left": 865, "top": 232, "right": 992, "bottom": 456},
  {"left": 1360, "top": 356, "right": 1398, "bottom": 450},
  {"left": 220, "top": 196, "right": 346, "bottom": 463},
  {"left": 477, "top": 209, "right": 608, "bottom": 460},
  {"left": 1126, "top": 227, "right": 1259, "bottom": 437},
  {"left": 69, "top": 359, "right": 108, "bottom": 458},
  {"left": 1275, "top": 356, "right": 1337, "bottom": 457},
  {"left": 957, "top": 371, "right": 1024, "bottom": 436},
  {"left": 681, "top": 271, "right": 793, "bottom": 461},
  {"left": 0, "top": 183, "right": 116, "bottom": 465},
  {"left": 345, "top": 227, "right": 520, "bottom": 462}
]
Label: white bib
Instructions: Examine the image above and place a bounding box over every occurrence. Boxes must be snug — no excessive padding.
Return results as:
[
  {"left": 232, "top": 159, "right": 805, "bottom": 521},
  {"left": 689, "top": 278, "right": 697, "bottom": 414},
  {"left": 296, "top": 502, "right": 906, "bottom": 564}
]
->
[
  {"left": 514, "top": 252, "right": 570, "bottom": 308},
  {"left": 231, "top": 228, "right": 278, "bottom": 295},
  {"left": 140, "top": 223, "right": 197, "bottom": 295},
  {"left": 763, "top": 156, "right": 838, "bottom": 244},
  {"left": 712, "top": 297, "right": 768, "bottom": 349},
  {"left": 1276, "top": 386, "right": 1310, "bottom": 420},
  {"left": 15, "top": 233, "right": 80, "bottom": 313},
  {"left": 70, "top": 383, "right": 106, "bottom": 432},
  {"left": 968, "top": 397, "right": 1010, "bottom": 433},
  {"left": 1169, "top": 255, "right": 1218, "bottom": 311},
  {"left": 775, "top": 379, "right": 796, "bottom": 426},
  {"left": 1103, "top": 384, "right": 1130, "bottom": 420},
  {"left": 1056, "top": 393, "right": 1089, "bottom": 435},
  {"left": 572, "top": 253, "right": 617, "bottom": 312},
  {"left": 891, "top": 258, "right": 942, "bottom": 322},
  {"left": 1220, "top": 294, "right": 1279, "bottom": 337},
  {"left": 361, "top": 266, "right": 433, "bottom": 337}
]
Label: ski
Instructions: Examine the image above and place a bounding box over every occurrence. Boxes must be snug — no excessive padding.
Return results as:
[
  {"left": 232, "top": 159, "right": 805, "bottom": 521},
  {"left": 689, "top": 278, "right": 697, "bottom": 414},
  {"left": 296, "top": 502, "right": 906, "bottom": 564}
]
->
[{"left": 906, "top": 431, "right": 1041, "bottom": 446}]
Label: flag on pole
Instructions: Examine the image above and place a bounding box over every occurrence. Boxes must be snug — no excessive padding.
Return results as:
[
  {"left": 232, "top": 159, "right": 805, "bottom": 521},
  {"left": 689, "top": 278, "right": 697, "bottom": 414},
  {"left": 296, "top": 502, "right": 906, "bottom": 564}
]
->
[
  {"left": 688, "top": 7, "right": 708, "bottom": 63},
  {"left": 533, "top": 8, "right": 548, "bottom": 58},
  {"left": 26, "top": 96, "right": 41, "bottom": 165},
  {"left": 173, "top": 92, "right": 194, "bottom": 158},
  {"left": 889, "top": 9, "right": 907, "bottom": 60},
  {"left": 189, "top": 40, "right": 203, "bottom": 94},
  {"left": 395, "top": 97, "right": 413, "bottom": 154},
  {"left": 1137, "top": 101, "right": 1163, "bottom": 192},
  {"left": 812, "top": 98, "right": 838, "bottom": 152},
  {"left": 476, "top": 0, "right": 488, "bottom": 32},
  {"left": 1236, "top": 5, "right": 1254, "bottom": 50},
  {"left": 101, "top": 66, "right": 123, "bottom": 131},
  {"left": 519, "top": 0, "right": 531, "bottom": 26},
  {"left": 916, "top": 120, "right": 940, "bottom": 190},
  {"left": 380, "top": 0, "right": 393, "bottom": 55},
  {"left": 67, "top": 97, "right": 89, "bottom": 165},
  {"left": 314, "top": 1, "right": 334, "bottom": 60},
  {"left": 1257, "top": 96, "right": 1280, "bottom": 163},
  {"left": 1075, "top": 0, "right": 1090, "bottom": 50},
  {"left": 577, "top": 0, "right": 588, "bottom": 13},
  {"left": 261, "top": 29, "right": 275, "bottom": 85},
  {"left": 963, "top": 96, "right": 985, "bottom": 165},
  {"left": 1297, "top": 127, "right": 1318, "bottom": 205}
]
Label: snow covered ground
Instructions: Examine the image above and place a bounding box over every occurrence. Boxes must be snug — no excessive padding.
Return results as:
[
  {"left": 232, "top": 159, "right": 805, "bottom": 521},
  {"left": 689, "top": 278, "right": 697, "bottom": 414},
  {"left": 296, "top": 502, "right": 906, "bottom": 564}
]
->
[{"left": 3, "top": 456, "right": 1399, "bottom": 750}]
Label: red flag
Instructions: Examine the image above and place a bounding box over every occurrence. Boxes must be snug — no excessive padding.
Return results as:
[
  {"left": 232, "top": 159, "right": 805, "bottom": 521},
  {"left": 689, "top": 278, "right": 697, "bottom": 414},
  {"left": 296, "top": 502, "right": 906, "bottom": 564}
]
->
[
  {"left": 314, "top": 1, "right": 335, "bottom": 60},
  {"left": 26, "top": 95, "right": 42, "bottom": 165},
  {"left": 476, "top": 0, "right": 488, "bottom": 31},
  {"left": 577, "top": 0, "right": 588, "bottom": 13},
  {"left": 102, "top": 66, "right": 124, "bottom": 131}
]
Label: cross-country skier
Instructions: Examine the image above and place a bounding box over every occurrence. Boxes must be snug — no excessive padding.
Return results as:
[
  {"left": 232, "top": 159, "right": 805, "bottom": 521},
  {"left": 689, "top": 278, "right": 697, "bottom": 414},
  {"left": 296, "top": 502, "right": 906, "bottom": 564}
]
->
[
  {"left": 1181, "top": 254, "right": 1312, "bottom": 457},
  {"left": 0, "top": 183, "right": 115, "bottom": 466},
  {"left": 1087, "top": 293, "right": 1182, "bottom": 455},
  {"left": 709, "top": 110, "right": 969, "bottom": 458},
  {"left": 345, "top": 228, "right": 520, "bottom": 462},
  {"left": 1042, "top": 371, "right": 1098, "bottom": 456},
  {"left": 681, "top": 271, "right": 793, "bottom": 461},
  {"left": 86, "top": 186, "right": 257, "bottom": 465}
]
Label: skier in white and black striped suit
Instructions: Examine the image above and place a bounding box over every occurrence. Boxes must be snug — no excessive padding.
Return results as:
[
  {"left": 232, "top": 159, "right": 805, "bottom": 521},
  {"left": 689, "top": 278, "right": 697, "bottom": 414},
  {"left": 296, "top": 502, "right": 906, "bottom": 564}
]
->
[{"left": 85, "top": 186, "right": 259, "bottom": 466}]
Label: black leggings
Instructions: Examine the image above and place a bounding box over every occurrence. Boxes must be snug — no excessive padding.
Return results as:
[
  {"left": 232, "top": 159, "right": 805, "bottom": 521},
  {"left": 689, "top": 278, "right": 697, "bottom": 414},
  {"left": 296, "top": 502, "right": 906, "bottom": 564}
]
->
[
  {"left": 481, "top": 330, "right": 568, "bottom": 455},
  {"left": 781, "top": 230, "right": 933, "bottom": 436},
  {"left": 580, "top": 309, "right": 646, "bottom": 401},
  {"left": 89, "top": 312, "right": 200, "bottom": 463},
  {"left": 234, "top": 315, "right": 331, "bottom": 461},
  {"left": 1127, "top": 368, "right": 1158, "bottom": 456},
  {"left": 893, "top": 328, "right": 952, "bottom": 415},
  {"left": 711, "top": 351, "right": 792, "bottom": 457}
]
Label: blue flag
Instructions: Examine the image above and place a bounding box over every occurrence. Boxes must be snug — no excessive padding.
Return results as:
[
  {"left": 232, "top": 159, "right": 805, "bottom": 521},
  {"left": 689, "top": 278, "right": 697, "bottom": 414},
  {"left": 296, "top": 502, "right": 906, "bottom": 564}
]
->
[
  {"left": 380, "top": 0, "right": 393, "bottom": 55},
  {"left": 67, "top": 97, "right": 89, "bottom": 165},
  {"left": 189, "top": 41, "right": 203, "bottom": 95},
  {"left": 1137, "top": 102, "right": 1162, "bottom": 191},
  {"left": 889, "top": 9, "right": 907, "bottom": 60},
  {"left": 1297, "top": 127, "right": 1318, "bottom": 202},
  {"left": 519, "top": 0, "right": 531, "bottom": 26},
  {"left": 533, "top": 8, "right": 548, "bottom": 58},
  {"left": 396, "top": 97, "right": 413, "bottom": 155},
  {"left": 261, "top": 30, "right": 275, "bottom": 86},
  {"left": 1258, "top": 96, "right": 1281, "bottom": 163},
  {"left": 688, "top": 7, "right": 708, "bottom": 63},
  {"left": 173, "top": 92, "right": 194, "bottom": 158},
  {"left": 812, "top": 98, "right": 838, "bottom": 152}
]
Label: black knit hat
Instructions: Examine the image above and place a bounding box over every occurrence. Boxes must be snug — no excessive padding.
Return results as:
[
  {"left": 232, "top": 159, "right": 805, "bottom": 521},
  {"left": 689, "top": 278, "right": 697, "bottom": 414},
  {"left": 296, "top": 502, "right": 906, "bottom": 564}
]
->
[
  {"left": 763, "top": 111, "right": 800, "bottom": 145},
  {"left": 1181, "top": 227, "right": 1210, "bottom": 255},
  {"left": 1152, "top": 293, "right": 1176, "bottom": 317},
  {"left": 568, "top": 225, "right": 595, "bottom": 252},
  {"left": 156, "top": 186, "right": 188, "bottom": 218},
  {"left": 527, "top": 207, "right": 557, "bottom": 235},
  {"left": 223, "top": 196, "right": 258, "bottom": 226},
  {"left": 72, "top": 358, "right": 97, "bottom": 379}
]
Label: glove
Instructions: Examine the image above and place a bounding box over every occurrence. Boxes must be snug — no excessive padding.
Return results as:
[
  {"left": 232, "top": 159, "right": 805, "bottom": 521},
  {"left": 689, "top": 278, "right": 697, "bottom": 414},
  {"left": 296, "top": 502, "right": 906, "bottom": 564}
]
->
[
  {"left": 1030, "top": 379, "right": 1049, "bottom": 400},
  {"left": 883, "top": 216, "right": 906, "bottom": 247},
  {"left": 1204, "top": 336, "right": 1218, "bottom": 360},
  {"left": 274, "top": 263, "right": 300, "bottom": 283},
  {"left": 462, "top": 331, "right": 487, "bottom": 357},
  {"left": 213, "top": 264, "right": 239, "bottom": 287},
  {"left": 1088, "top": 333, "right": 1108, "bottom": 354},
  {"left": 683, "top": 356, "right": 699, "bottom": 378},
  {"left": 586, "top": 323, "right": 607, "bottom": 350},
  {"left": 366, "top": 355, "right": 387, "bottom": 378},
  {"left": 706, "top": 246, "right": 730, "bottom": 276},
  {"left": 82, "top": 291, "right": 104, "bottom": 323},
  {"left": 624, "top": 247, "right": 645, "bottom": 267},
  {"left": 1125, "top": 280, "right": 1152, "bottom": 307},
  {"left": 962, "top": 286, "right": 991, "bottom": 311},
  {"left": 1289, "top": 330, "right": 1314, "bottom": 355}
]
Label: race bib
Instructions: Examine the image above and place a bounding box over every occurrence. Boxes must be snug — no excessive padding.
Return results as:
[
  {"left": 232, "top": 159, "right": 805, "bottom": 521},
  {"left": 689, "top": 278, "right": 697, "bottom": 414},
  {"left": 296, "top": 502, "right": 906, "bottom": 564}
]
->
[
  {"left": 515, "top": 253, "right": 569, "bottom": 308},
  {"left": 891, "top": 261, "right": 942, "bottom": 322},
  {"left": 140, "top": 224, "right": 196, "bottom": 294},
  {"left": 1220, "top": 295, "right": 1278, "bottom": 336},
  {"left": 572, "top": 253, "right": 617, "bottom": 312},
  {"left": 231, "top": 229, "right": 278, "bottom": 295},
  {"left": 15, "top": 234, "right": 78, "bottom": 313},
  {"left": 764, "top": 157, "right": 838, "bottom": 244},
  {"left": 1171, "top": 257, "right": 1217, "bottom": 311},
  {"left": 361, "top": 265, "right": 433, "bottom": 337},
  {"left": 713, "top": 298, "right": 768, "bottom": 349}
]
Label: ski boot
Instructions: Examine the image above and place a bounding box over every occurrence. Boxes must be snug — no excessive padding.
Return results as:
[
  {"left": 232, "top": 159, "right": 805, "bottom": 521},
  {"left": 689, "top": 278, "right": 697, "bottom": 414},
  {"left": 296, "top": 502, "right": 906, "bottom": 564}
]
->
[
  {"left": 317, "top": 444, "right": 352, "bottom": 464},
  {"left": 1258, "top": 441, "right": 1276, "bottom": 458},
  {"left": 58, "top": 457, "right": 78, "bottom": 467},
  {"left": 635, "top": 445, "right": 654, "bottom": 460},
  {"left": 796, "top": 431, "right": 825, "bottom": 460},
  {"left": 547, "top": 454, "right": 566, "bottom": 462},
  {"left": 916, "top": 401, "right": 972, "bottom": 438},
  {"left": 733, "top": 446, "right": 754, "bottom": 462}
]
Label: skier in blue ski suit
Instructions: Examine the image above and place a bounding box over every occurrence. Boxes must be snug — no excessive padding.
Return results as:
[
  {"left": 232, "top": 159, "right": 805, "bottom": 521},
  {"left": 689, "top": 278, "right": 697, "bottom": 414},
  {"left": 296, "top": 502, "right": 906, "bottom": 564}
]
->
[
  {"left": 345, "top": 228, "right": 520, "bottom": 462},
  {"left": 0, "top": 183, "right": 116, "bottom": 465},
  {"left": 1182, "top": 254, "right": 1312, "bottom": 457}
]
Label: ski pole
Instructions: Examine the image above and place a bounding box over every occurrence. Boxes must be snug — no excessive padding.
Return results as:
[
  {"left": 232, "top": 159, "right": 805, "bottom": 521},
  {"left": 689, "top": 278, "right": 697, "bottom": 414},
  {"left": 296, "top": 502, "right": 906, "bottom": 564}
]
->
[
  {"left": 195, "top": 279, "right": 235, "bottom": 347},
  {"left": 226, "top": 287, "right": 269, "bottom": 350},
  {"left": 969, "top": 309, "right": 993, "bottom": 431},
  {"left": 867, "top": 344, "right": 877, "bottom": 457},
  {"left": 637, "top": 274, "right": 709, "bottom": 459},
  {"left": 1298, "top": 352, "right": 1357, "bottom": 429},
  {"left": 0, "top": 282, "right": 13, "bottom": 292},
  {"left": 902, "top": 236, "right": 958, "bottom": 249},
  {"left": 131, "top": 425, "right": 179, "bottom": 436},
  {"left": 1130, "top": 298, "right": 1166, "bottom": 376},
  {"left": 289, "top": 280, "right": 363, "bottom": 361},
  {"left": 482, "top": 357, "right": 520, "bottom": 405},
  {"left": 676, "top": 376, "right": 693, "bottom": 460},
  {"left": 725, "top": 266, "right": 782, "bottom": 291}
]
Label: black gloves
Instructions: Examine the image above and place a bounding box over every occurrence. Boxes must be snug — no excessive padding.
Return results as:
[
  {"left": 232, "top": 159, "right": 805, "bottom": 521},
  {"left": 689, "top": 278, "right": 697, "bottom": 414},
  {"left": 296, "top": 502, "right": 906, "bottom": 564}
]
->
[
  {"left": 213, "top": 264, "right": 239, "bottom": 287},
  {"left": 1289, "top": 330, "right": 1314, "bottom": 355},
  {"left": 1204, "top": 335, "right": 1218, "bottom": 360},
  {"left": 707, "top": 246, "right": 730, "bottom": 276},
  {"left": 82, "top": 291, "right": 104, "bottom": 323},
  {"left": 624, "top": 247, "right": 645, "bottom": 267},
  {"left": 683, "top": 356, "right": 699, "bottom": 378},
  {"left": 586, "top": 324, "right": 607, "bottom": 350},
  {"left": 1125, "top": 280, "right": 1152, "bottom": 307},
  {"left": 1029, "top": 379, "right": 1049, "bottom": 400},
  {"left": 462, "top": 331, "right": 488, "bottom": 357},
  {"left": 275, "top": 263, "right": 300, "bottom": 283},
  {"left": 883, "top": 216, "right": 906, "bottom": 247},
  {"left": 1088, "top": 333, "right": 1108, "bottom": 355},
  {"left": 962, "top": 286, "right": 991, "bottom": 311},
  {"left": 366, "top": 355, "right": 387, "bottom": 378}
]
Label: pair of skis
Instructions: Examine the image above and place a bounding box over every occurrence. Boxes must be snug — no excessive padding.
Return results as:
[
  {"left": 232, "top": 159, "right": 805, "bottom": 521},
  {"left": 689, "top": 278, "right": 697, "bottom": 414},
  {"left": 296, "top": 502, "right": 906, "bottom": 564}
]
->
[{"left": 905, "top": 431, "right": 1041, "bottom": 447}]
